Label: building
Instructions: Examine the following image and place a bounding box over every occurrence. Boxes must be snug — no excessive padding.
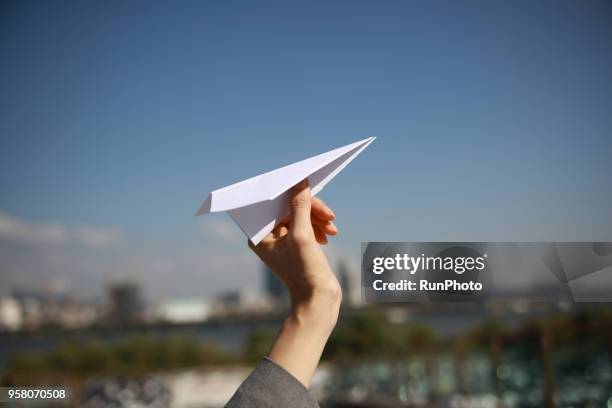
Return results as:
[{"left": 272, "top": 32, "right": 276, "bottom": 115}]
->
[
  {"left": 213, "top": 290, "right": 273, "bottom": 316},
  {"left": 57, "top": 297, "right": 99, "bottom": 329},
  {"left": 155, "top": 298, "right": 211, "bottom": 324},
  {"left": 336, "top": 259, "right": 354, "bottom": 304},
  {"left": 12, "top": 288, "right": 61, "bottom": 329},
  {"left": 107, "top": 281, "right": 145, "bottom": 325},
  {"left": 0, "top": 297, "right": 22, "bottom": 331}
]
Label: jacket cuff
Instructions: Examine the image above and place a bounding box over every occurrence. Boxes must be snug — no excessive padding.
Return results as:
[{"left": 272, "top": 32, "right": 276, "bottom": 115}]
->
[{"left": 225, "top": 357, "right": 319, "bottom": 407}]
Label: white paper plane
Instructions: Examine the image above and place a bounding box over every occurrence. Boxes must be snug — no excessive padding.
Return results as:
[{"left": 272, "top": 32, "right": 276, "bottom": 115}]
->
[{"left": 196, "top": 137, "right": 375, "bottom": 245}]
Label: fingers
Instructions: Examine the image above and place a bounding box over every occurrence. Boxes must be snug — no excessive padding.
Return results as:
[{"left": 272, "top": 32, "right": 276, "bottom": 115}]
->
[
  {"left": 311, "top": 197, "right": 335, "bottom": 221},
  {"left": 310, "top": 196, "right": 337, "bottom": 236},
  {"left": 248, "top": 236, "right": 273, "bottom": 254},
  {"left": 270, "top": 217, "right": 334, "bottom": 244},
  {"left": 268, "top": 183, "right": 338, "bottom": 246},
  {"left": 312, "top": 216, "right": 338, "bottom": 236},
  {"left": 273, "top": 223, "right": 289, "bottom": 239},
  {"left": 288, "top": 179, "right": 315, "bottom": 242},
  {"left": 313, "top": 224, "right": 328, "bottom": 245}
]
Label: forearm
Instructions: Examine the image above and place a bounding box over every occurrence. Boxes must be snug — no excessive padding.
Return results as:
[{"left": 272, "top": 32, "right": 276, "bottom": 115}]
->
[
  {"left": 227, "top": 182, "right": 340, "bottom": 407},
  {"left": 268, "top": 288, "right": 341, "bottom": 387}
]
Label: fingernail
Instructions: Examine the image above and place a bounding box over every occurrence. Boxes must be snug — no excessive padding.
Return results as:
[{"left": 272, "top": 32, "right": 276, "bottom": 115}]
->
[
  {"left": 329, "top": 222, "right": 337, "bottom": 232},
  {"left": 326, "top": 207, "right": 335, "bottom": 218}
]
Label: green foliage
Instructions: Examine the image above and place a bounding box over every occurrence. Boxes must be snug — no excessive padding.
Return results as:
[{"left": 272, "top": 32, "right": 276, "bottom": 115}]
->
[
  {"left": 244, "top": 330, "right": 276, "bottom": 364},
  {"left": 324, "top": 310, "right": 438, "bottom": 362},
  {"left": 7, "top": 307, "right": 612, "bottom": 383},
  {"left": 6, "top": 335, "right": 234, "bottom": 378},
  {"left": 461, "top": 320, "right": 507, "bottom": 351},
  {"left": 325, "top": 311, "right": 392, "bottom": 360},
  {"left": 405, "top": 324, "right": 438, "bottom": 353}
]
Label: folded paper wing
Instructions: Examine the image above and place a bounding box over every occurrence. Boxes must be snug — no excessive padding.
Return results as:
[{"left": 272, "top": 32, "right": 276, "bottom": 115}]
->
[{"left": 196, "top": 137, "right": 375, "bottom": 244}]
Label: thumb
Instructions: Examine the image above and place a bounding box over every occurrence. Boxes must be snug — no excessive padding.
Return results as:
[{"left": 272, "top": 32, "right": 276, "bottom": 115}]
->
[{"left": 288, "top": 179, "right": 313, "bottom": 236}]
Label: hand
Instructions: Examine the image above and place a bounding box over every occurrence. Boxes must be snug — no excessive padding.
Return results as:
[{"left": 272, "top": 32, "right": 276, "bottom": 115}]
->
[
  {"left": 248, "top": 179, "right": 342, "bottom": 387},
  {"left": 249, "top": 179, "right": 341, "bottom": 307}
]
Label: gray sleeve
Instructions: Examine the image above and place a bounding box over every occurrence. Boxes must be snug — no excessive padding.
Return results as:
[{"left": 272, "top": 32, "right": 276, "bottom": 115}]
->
[{"left": 225, "top": 357, "right": 320, "bottom": 408}]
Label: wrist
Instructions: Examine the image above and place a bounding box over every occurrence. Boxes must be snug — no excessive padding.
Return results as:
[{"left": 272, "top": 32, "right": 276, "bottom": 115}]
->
[
  {"left": 269, "top": 286, "right": 340, "bottom": 388},
  {"left": 289, "top": 283, "right": 341, "bottom": 331}
]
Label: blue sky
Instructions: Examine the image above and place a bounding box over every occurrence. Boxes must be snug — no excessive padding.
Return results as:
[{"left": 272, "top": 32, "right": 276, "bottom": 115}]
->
[{"left": 1, "top": 0, "right": 611, "bottom": 300}]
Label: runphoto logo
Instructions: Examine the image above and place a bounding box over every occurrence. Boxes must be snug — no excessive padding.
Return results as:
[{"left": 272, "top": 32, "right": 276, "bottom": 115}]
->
[
  {"left": 363, "top": 244, "right": 491, "bottom": 301},
  {"left": 363, "top": 242, "right": 612, "bottom": 303},
  {"left": 371, "top": 253, "right": 487, "bottom": 275}
]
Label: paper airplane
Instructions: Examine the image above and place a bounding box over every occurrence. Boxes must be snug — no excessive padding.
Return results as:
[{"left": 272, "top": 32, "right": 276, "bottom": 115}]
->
[{"left": 196, "top": 137, "right": 375, "bottom": 245}]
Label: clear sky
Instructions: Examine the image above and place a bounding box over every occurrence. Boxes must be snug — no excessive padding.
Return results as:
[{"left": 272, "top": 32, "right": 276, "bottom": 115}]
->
[{"left": 1, "top": 0, "right": 611, "bottom": 300}]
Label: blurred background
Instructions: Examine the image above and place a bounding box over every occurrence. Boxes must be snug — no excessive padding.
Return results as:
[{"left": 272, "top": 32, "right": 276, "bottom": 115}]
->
[{"left": 1, "top": 0, "right": 612, "bottom": 406}]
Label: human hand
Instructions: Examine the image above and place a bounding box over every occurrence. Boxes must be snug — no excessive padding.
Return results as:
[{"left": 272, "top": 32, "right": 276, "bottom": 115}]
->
[
  {"left": 248, "top": 179, "right": 342, "bottom": 387},
  {"left": 248, "top": 179, "right": 342, "bottom": 310}
]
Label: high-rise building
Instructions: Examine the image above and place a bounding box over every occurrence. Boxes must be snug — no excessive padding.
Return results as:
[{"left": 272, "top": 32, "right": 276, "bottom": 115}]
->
[
  {"left": 337, "top": 259, "right": 354, "bottom": 305},
  {"left": 107, "top": 281, "right": 144, "bottom": 325}
]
